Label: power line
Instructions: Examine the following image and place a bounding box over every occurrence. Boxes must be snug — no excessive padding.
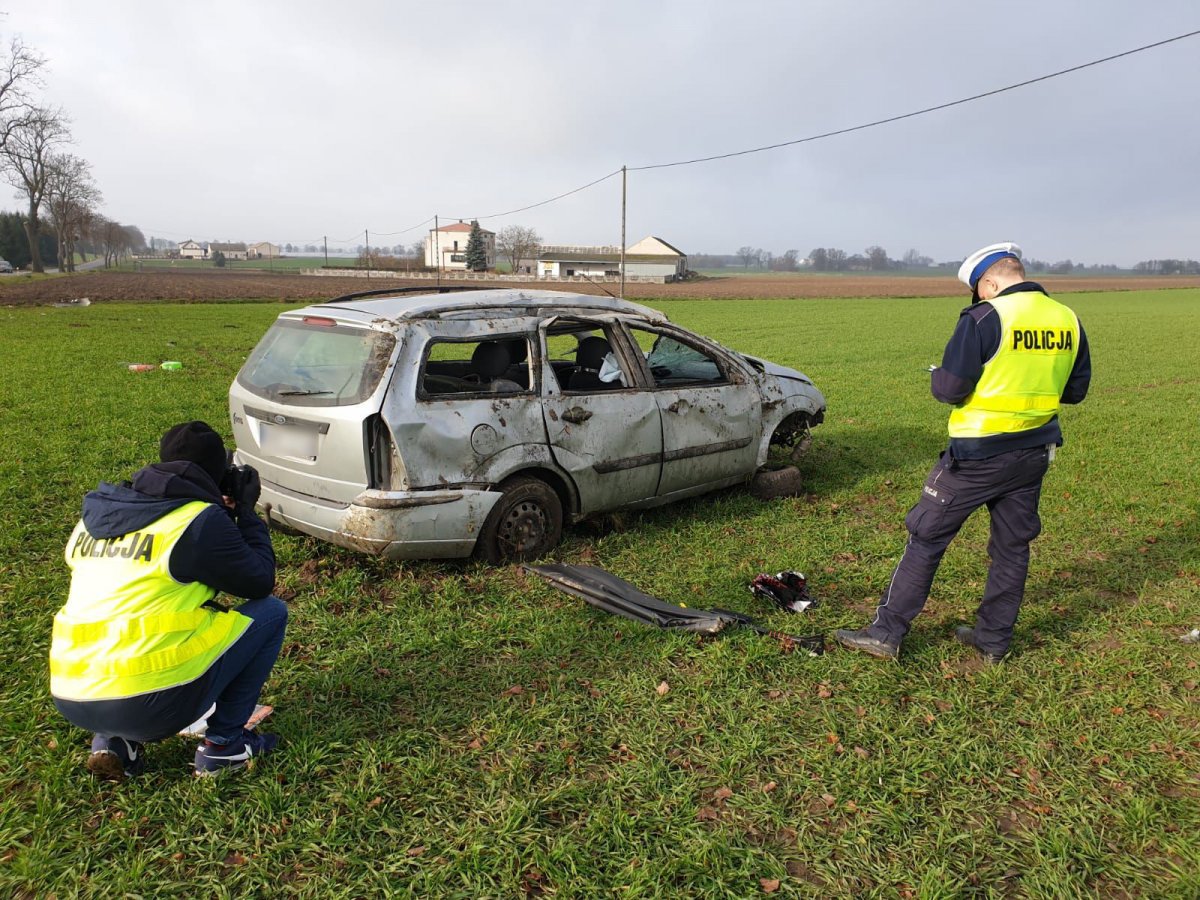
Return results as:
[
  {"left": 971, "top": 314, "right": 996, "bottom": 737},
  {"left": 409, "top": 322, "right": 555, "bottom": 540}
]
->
[
  {"left": 371, "top": 216, "right": 436, "bottom": 237},
  {"left": 629, "top": 27, "right": 1200, "bottom": 172},
  {"left": 445, "top": 168, "right": 623, "bottom": 224}
]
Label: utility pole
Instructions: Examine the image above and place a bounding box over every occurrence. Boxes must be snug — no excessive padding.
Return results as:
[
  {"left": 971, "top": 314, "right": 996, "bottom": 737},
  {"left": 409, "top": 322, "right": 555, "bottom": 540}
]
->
[
  {"left": 620, "top": 165, "right": 627, "bottom": 300},
  {"left": 323, "top": 236, "right": 328, "bottom": 267},
  {"left": 365, "top": 229, "right": 370, "bottom": 280},
  {"left": 435, "top": 215, "right": 441, "bottom": 289}
]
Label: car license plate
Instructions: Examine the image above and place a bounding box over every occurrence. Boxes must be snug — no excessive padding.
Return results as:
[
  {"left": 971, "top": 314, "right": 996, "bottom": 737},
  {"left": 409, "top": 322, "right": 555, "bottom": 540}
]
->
[{"left": 260, "top": 422, "right": 318, "bottom": 460}]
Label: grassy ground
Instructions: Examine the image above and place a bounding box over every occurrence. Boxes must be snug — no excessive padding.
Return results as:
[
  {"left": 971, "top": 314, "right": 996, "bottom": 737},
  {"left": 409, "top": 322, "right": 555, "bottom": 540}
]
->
[{"left": 1, "top": 290, "right": 1198, "bottom": 897}]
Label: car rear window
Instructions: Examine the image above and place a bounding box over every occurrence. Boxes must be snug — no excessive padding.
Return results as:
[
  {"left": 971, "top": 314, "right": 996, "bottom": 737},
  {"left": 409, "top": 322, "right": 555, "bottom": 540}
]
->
[{"left": 237, "top": 318, "right": 396, "bottom": 406}]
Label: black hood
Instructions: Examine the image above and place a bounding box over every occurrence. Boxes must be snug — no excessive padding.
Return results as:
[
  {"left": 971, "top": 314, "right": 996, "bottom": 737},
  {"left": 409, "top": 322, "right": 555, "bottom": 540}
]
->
[{"left": 81, "top": 460, "right": 225, "bottom": 539}]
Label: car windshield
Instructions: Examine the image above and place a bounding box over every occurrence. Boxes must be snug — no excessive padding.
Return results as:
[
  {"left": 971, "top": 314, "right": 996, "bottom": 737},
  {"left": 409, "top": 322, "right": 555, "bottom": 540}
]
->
[{"left": 237, "top": 318, "right": 396, "bottom": 406}]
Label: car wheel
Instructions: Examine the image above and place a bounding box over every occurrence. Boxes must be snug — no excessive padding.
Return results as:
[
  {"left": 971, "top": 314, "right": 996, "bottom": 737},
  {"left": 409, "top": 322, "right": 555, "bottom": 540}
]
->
[
  {"left": 750, "top": 464, "right": 804, "bottom": 500},
  {"left": 476, "top": 476, "right": 563, "bottom": 564}
]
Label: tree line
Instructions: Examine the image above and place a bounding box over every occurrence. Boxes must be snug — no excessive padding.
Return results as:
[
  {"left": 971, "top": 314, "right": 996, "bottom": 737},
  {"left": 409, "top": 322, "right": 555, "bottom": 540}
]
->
[
  {"left": 692, "top": 246, "right": 1196, "bottom": 275},
  {"left": 0, "top": 32, "right": 145, "bottom": 272}
]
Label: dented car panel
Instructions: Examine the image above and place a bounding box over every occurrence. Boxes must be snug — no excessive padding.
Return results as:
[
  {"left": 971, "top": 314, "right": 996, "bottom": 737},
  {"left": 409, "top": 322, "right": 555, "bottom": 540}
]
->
[
  {"left": 269, "top": 483, "right": 502, "bottom": 559},
  {"left": 229, "top": 288, "right": 826, "bottom": 560}
]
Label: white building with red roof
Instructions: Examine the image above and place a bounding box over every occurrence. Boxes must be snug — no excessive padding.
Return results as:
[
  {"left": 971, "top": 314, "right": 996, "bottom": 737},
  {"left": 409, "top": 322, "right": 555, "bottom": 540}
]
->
[{"left": 424, "top": 220, "right": 496, "bottom": 270}]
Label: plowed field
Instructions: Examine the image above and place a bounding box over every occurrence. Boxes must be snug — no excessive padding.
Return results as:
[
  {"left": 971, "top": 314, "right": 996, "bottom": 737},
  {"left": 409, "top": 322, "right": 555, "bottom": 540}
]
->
[{"left": 2, "top": 268, "right": 1198, "bottom": 306}]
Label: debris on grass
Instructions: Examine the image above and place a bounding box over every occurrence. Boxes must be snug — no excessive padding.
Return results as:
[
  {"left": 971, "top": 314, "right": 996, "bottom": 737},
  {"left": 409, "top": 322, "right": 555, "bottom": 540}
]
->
[{"left": 1178, "top": 629, "right": 1200, "bottom": 643}]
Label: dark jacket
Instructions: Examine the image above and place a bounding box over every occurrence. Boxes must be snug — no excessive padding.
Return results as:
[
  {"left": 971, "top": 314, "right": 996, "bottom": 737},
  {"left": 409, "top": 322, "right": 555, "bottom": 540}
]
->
[
  {"left": 80, "top": 460, "right": 275, "bottom": 599},
  {"left": 930, "top": 281, "right": 1092, "bottom": 460}
]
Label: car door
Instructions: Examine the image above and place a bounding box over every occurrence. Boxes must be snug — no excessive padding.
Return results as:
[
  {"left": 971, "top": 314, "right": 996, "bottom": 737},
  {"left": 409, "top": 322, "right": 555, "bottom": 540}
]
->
[
  {"left": 623, "top": 323, "right": 761, "bottom": 499},
  {"left": 538, "top": 316, "right": 663, "bottom": 514}
]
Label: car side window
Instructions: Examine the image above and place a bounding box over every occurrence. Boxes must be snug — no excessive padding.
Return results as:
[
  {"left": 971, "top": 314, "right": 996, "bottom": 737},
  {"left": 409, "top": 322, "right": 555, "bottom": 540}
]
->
[
  {"left": 628, "top": 326, "right": 727, "bottom": 387},
  {"left": 544, "top": 325, "right": 632, "bottom": 393},
  {"left": 420, "top": 337, "right": 532, "bottom": 397}
]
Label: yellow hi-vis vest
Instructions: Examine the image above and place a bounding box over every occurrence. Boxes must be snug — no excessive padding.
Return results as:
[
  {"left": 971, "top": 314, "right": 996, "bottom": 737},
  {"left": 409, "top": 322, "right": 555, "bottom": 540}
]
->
[
  {"left": 50, "top": 501, "right": 251, "bottom": 701},
  {"left": 948, "top": 289, "right": 1081, "bottom": 438}
]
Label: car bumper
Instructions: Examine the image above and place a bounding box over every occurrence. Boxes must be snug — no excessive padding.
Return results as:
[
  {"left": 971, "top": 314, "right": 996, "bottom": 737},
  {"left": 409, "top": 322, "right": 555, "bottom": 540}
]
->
[{"left": 259, "top": 480, "right": 502, "bottom": 559}]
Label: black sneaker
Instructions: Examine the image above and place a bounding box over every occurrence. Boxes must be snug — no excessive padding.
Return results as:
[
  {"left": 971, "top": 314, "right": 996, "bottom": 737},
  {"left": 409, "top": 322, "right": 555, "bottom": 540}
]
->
[
  {"left": 954, "top": 626, "right": 1005, "bottom": 665},
  {"left": 87, "top": 734, "right": 146, "bottom": 781},
  {"left": 194, "top": 729, "right": 279, "bottom": 777},
  {"left": 834, "top": 628, "right": 899, "bottom": 660}
]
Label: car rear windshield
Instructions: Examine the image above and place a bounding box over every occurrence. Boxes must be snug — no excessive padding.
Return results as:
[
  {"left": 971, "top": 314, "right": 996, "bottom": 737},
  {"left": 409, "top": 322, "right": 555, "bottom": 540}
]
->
[{"left": 237, "top": 318, "right": 396, "bottom": 406}]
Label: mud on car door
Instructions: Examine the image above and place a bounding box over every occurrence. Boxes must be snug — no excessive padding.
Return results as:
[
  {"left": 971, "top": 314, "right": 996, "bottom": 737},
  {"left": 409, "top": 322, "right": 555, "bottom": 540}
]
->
[
  {"left": 538, "top": 317, "right": 663, "bottom": 514},
  {"left": 623, "top": 323, "right": 760, "bottom": 498}
]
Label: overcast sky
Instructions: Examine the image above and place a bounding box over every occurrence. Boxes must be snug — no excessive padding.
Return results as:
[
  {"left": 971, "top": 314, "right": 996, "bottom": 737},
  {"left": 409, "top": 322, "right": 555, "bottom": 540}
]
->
[{"left": 11, "top": 1, "right": 1200, "bottom": 264}]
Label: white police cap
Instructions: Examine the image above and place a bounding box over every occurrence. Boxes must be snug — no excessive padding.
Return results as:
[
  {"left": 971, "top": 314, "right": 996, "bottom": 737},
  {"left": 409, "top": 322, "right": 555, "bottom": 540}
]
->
[{"left": 957, "top": 241, "right": 1021, "bottom": 300}]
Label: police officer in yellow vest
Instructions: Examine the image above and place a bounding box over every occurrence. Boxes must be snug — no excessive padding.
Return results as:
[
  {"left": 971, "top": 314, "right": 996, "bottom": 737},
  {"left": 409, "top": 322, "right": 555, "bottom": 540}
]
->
[
  {"left": 50, "top": 422, "right": 287, "bottom": 778},
  {"left": 836, "top": 243, "right": 1091, "bottom": 662}
]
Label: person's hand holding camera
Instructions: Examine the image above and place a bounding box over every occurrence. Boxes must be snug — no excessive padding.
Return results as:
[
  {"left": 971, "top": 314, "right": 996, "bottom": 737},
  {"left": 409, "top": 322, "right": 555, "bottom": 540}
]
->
[{"left": 220, "top": 464, "right": 261, "bottom": 516}]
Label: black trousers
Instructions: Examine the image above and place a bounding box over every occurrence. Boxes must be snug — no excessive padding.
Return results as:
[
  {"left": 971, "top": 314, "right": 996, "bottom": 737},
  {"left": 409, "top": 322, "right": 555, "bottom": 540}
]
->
[{"left": 868, "top": 445, "right": 1051, "bottom": 655}]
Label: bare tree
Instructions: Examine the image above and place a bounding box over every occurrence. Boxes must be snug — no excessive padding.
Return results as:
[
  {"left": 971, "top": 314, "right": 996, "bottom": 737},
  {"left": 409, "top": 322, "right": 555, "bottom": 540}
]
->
[
  {"left": 865, "top": 245, "right": 890, "bottom": 271},
  {"left": 2, "top": 106, "right": 70, "bottom": 271},
  {"left": 46, "top": 152, "right": 101, "bottom": 272},
  {"left": 737, "top": 246, "right": 757, "bottom": 269},
  {"left": 95, "top": 216, "right": 138, "bottom": 268},
  {"left": 0, "top": 36, "right": 46, "bottom": 152},
  {"left": 497, "top": 225, "right": 541, "bottom": 275}
]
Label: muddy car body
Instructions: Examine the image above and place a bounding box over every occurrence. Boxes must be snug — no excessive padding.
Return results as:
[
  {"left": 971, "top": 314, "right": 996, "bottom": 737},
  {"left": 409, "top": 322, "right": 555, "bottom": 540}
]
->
[{"left": 229, "top": 288, "right": 825, "bottom": 561}]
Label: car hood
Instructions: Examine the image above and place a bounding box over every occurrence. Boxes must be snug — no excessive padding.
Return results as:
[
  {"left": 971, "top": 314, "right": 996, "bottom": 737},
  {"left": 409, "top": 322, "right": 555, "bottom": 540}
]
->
[{"left": 743, "top": 354, "right": 815, "bottom": 386}]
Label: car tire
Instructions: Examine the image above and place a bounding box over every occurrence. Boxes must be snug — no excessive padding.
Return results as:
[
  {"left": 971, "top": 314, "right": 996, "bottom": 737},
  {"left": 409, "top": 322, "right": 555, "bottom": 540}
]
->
[
  {"left": 750, "top": 464, "right": 804, "bottom": 500},
  {"left": 475, "top": 475, "right": 563, "bottom": 564}
]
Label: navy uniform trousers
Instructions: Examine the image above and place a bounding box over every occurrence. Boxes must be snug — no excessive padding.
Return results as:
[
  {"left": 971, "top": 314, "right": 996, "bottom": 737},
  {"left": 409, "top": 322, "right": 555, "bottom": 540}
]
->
[{"left": 868, "top": 445, "right": 1051, "bottom": 655}]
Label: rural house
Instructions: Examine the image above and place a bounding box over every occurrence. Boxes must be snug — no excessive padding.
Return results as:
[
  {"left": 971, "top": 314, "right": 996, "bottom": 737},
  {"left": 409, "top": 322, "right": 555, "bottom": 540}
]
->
[
  {"left": 178, "top": 239, "right": 206, "bottom": 260},
  {"left": 537, "top": 235, "right": 687, "bottom": 282},
  {"left": 248, "top": 241, "right": 281, "bottom": 259},
  {"left": 209, "top": 242, "right": 249, "bottom": 261},
  {"left": 425, "top": 221, "right": 496, "bottom": 270}
]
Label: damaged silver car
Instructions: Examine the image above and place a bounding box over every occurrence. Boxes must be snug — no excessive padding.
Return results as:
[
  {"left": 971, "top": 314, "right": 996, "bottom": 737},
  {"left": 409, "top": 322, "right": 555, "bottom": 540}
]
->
[{"left": 229, "top": 288, "right": 825, "bottom": 562}]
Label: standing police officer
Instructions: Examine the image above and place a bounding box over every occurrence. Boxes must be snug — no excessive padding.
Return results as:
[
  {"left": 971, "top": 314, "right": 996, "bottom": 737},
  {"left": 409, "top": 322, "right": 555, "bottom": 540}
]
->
[
  {"left": 50, "top": 422, "right": 287, "bottom": 778},
  {"left": 836, "top": 243, "right": 1091, "bottom": 662}
]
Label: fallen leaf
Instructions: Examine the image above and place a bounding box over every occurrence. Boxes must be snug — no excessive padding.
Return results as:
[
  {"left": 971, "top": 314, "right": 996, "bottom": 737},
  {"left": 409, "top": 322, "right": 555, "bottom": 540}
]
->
[
  {"left": 696, "top": 806, "right": 719, "bottom": 821},
  {"left": 855, "top": 706, "right": 867, "bottom": 718},
  {"left": 817, "top": 684, "right": 833, "bottom": 699},
  {"left": 170, "top": 852, "right": 184, "bottom": 862},
  {"left": 406, "top": 846, "right": 426, "bottom": 857},
  {"left": 760, "top": 878, "right": 781, "bottom": 893},
  {"left": 853, "top": 746, "right": 870, "bottom": 759},
  {"left": 223, "top": 852, "right": 248, "bottom": 867},
  {"left": 466, "top": 737, "right": 483, "bottom": 750},
  {"left": 821, "top": 793, "right": 836, "bottom": 808},
  {"left": 656, "top": 681, "right": 670, "bottom": 696},
  {"left": 826, "top": 733, "right": 839, "bottom": 744},
  {"left": 501, "top": 685, "right": 524, "bottom": 696},
  {"left": 763, "top": 781, "right": 778, "bottom": 793},
  {"left": 713, "top": 786, "right": 734, "bottom": 802},
  {"left": 766, "top": 689, "right": 783, "bottom": 700},
  {"left": 934, "top": 699, "right": 952, "bottom": 712},
  {"left": 1111, "top": 706, "right": 1125, "bottom": 716},
  {"left": 366, "top": 796, "right": 383, "bottom": 809}
]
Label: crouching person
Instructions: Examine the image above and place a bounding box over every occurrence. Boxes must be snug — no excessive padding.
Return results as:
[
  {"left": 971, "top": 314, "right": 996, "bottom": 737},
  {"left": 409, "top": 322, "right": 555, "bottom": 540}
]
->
[{"left": 49, "top": 421, "right": 287, "bottom": 780}]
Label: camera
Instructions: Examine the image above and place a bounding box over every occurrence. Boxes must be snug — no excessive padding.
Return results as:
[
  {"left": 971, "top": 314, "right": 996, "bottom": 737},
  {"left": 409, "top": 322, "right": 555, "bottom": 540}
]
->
[{"left": 220, "top": 463, "right": 255, "bottom": 504}]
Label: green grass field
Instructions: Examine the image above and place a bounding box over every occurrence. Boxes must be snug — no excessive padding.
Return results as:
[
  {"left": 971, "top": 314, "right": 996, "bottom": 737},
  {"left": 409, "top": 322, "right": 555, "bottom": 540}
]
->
[{"left": 1, "top": 290, "right": 1198, "bottom": 897}]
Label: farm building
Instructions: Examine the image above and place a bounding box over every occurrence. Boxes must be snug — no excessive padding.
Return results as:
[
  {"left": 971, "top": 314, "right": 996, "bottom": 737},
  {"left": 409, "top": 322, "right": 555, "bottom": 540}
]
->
[
  {"left": 248, "top": 241, "right": 281, "bottom": 259},
  {"left": 209, "top": 242, "right": 249, "bottom": 261},
  {"left": 178, "top": 239, "right": 206, "bottom": 260},
  {"left": 425, "top": 221, "right": 496, "bottom": 270},
  {"left": 537, "top": 235, "right": 687, "bottom": 281}
]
